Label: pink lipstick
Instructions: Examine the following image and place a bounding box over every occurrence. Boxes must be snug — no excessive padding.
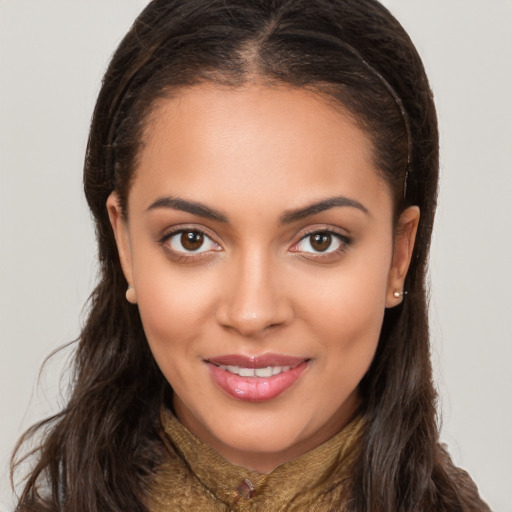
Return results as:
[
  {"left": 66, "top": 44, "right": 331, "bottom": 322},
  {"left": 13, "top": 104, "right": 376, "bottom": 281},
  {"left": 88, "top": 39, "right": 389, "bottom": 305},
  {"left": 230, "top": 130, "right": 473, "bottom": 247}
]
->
[{"left": 206, "top": 354, "right": 309, "bottom": 402}]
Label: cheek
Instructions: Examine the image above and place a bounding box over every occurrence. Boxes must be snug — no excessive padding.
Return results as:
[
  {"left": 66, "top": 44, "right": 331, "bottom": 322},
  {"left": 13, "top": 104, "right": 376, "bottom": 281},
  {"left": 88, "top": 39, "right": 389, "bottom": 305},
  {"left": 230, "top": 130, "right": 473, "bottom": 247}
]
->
[
  {"left": 296, "top": 245, "right": 391, "bottom": 329},
  {"left": 133, "top": 257, "right": 219, "bottom": 366},
  {"left": 311, "top": 280, "right": 385, "bottom": 368},
  {"left": 293, "top": 243, "right": 392, "bottom": 374}
]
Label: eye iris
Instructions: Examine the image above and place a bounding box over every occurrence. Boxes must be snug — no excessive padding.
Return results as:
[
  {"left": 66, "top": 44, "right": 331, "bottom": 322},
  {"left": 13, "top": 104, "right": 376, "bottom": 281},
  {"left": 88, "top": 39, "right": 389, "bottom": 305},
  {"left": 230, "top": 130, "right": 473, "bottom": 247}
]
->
[
  {"left": 310, "top": 233, "right": 332, "bottom": 252},
  {"left": 181, "top": 231, "right": 204, "bottom": 251}
]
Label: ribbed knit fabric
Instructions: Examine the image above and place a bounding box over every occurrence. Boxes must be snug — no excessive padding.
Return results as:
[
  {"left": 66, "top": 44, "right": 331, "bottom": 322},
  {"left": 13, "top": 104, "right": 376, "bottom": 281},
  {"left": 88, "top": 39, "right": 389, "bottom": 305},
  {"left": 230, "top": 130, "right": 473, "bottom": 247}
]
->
[{"left": 146, "top": 408, "right": 364, "bottom": 511}]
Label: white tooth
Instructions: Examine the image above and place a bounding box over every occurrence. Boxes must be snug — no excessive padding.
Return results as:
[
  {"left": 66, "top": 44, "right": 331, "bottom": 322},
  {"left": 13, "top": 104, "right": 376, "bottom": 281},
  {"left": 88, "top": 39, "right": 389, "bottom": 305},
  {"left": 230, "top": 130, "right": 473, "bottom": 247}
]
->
[
  {"left": 255, "top": 366, "right": 273, "bottom": 378},
  {"left": 239, "top": 368, "right": 255, "bottom": 377},
  {"left": 219, "top": 364, "right": 294, "bottom": 377}
]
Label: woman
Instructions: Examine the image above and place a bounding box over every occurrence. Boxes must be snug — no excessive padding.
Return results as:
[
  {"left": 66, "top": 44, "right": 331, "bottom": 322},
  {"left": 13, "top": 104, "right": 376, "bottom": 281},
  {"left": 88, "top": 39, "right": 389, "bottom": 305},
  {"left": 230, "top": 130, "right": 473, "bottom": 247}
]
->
[{"left": 11, "top": 0, "right": 491, "bottom": 510}]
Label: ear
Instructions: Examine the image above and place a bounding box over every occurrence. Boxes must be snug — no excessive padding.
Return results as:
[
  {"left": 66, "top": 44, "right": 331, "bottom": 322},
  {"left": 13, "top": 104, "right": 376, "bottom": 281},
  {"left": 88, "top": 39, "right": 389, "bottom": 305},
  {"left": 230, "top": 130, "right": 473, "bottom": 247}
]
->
[
  {"left": 386, "top": 206, "right": 420, "bottom": 308},
  {"left": 106, "top": 192, "right": 137, "bottom": 303}
]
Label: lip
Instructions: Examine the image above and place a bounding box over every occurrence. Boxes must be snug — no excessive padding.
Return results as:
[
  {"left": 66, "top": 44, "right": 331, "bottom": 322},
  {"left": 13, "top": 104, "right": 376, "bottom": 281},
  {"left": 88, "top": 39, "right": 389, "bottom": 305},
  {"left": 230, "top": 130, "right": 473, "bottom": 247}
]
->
[{"left": 206, "top": 353, "right": 309, "bottom": 402}]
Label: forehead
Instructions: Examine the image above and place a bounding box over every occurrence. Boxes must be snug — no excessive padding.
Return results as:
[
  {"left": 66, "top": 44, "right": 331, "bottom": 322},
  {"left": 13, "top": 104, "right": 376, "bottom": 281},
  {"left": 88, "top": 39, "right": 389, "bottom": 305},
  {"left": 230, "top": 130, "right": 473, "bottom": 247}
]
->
[{"left": 130, "top": 83, "right": 392, "bottom": 217}]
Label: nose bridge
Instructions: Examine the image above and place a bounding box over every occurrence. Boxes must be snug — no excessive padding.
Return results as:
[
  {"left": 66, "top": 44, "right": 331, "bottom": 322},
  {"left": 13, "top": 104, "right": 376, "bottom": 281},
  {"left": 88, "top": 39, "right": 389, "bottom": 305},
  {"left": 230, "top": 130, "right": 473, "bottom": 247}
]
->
[{"left": 217, "top": 245, "right": 290, "bottom": 336}]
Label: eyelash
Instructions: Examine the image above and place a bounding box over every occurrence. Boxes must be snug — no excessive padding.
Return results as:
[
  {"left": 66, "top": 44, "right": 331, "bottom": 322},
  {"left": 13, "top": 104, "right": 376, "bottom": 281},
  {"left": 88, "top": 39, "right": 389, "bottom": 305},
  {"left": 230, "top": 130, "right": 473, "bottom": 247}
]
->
[
  {"left": 291, "top": 229, "right": 352, "bottom": 261},
  {"left": 158, "top": 226, "right": 352, "bottom": 263},
  {"left": 158, "top": 226, "right": 221, "bottom": 263}
]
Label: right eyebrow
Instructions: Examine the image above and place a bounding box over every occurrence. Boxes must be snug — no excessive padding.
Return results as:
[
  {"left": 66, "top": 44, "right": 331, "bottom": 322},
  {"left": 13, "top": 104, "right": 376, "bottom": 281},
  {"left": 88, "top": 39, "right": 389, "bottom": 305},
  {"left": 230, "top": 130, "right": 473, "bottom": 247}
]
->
[{"left": 146, "top": 196, "right": 229, "bottom": 223}]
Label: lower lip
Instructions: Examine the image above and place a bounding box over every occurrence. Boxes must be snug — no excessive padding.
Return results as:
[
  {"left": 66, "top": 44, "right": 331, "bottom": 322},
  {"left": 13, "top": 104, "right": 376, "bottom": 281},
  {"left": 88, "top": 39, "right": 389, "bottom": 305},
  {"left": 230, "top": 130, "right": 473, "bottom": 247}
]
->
[{"left": 207, "top": 361, "right": 308, "bottom": 402}]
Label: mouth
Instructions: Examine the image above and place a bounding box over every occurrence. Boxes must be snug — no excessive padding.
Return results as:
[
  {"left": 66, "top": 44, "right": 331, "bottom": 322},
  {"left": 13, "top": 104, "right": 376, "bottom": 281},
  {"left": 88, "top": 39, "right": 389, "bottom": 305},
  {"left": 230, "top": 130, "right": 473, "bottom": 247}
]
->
[{"left": 205, "top": 354, "right": 309, "bottom": 402}]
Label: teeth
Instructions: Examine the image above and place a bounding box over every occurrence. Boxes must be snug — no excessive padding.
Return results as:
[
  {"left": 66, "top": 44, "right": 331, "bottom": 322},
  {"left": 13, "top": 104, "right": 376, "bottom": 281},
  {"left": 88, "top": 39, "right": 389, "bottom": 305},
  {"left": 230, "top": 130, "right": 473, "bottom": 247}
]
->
[
  {"left": 219, "top": 364, "right": 292, "bottom": 377},
  {"left": 255, "top": 367, "right": 273, "bottom": 378}
]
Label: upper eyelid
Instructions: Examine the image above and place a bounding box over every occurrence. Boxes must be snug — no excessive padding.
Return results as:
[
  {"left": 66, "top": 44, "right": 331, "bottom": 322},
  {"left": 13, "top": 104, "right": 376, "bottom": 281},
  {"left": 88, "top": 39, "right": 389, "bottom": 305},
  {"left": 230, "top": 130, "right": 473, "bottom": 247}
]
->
[
  {"left": 294, "top": 225, "right": 351, "bottom": 242},
  {"left": 158, "top": 224, "right": 221, "bottom": 245}
]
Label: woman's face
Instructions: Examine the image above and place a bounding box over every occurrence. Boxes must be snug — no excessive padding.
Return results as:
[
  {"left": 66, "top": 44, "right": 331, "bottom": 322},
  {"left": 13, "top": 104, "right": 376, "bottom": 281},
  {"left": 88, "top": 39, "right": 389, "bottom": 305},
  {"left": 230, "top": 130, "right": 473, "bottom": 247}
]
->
[{"left": 108, "top": 83, "right": 418, "bottom": 472}]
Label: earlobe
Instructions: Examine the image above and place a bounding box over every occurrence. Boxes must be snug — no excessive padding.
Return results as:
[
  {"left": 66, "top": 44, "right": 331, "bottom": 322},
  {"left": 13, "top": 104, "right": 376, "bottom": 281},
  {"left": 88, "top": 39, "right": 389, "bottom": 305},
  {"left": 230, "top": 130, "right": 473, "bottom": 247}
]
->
[
  {"left": 386, "top": 206, "right": 420, "bottom": 308},
  {"left": 106, "top": 192, "right": 136, "bottom": 300}
]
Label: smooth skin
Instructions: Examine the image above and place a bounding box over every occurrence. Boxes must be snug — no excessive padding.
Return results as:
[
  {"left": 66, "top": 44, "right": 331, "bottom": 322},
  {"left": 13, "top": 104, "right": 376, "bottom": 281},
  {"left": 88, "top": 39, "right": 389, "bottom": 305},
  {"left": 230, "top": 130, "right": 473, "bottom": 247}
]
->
[{"left": 108, "top": 83, "right": 419, "bottom": 473}]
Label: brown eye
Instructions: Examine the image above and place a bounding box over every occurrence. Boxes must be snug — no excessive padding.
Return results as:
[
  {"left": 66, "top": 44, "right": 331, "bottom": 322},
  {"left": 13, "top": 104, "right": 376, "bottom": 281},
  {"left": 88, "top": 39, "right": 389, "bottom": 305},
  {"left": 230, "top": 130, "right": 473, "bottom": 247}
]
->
[
  {"left": 181, "top": 231, "right": 204, "bottom": 251},
  {"left": 293, "top": 230, "right": 349, "bottom": 256},
  {"left": 166, "top": 229, "right": 220, "bottom": 255},
  {"left": 310, "top": 233, "right": 332, "bottom": 252}
]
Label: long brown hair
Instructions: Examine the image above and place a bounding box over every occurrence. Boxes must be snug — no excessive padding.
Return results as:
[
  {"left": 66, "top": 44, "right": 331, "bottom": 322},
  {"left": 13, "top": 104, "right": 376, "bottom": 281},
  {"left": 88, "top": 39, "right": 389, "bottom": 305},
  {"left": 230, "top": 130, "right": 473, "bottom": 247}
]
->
[{"left": 12, "top": 1, "right": 489, "bottom": 510}]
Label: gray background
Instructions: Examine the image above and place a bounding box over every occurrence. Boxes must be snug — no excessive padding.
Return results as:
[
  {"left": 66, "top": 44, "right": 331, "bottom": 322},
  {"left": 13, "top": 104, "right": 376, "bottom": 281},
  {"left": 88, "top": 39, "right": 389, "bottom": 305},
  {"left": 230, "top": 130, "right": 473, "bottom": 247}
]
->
[{"left": 1, "top": 1, "right": 511, "bottom": 510}]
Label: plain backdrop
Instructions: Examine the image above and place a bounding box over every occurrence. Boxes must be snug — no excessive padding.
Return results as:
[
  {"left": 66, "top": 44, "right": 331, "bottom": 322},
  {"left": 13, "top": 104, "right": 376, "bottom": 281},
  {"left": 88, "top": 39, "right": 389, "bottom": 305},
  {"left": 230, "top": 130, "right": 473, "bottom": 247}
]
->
[{"left": 1, "top": 1, "right": 511, "bottom": 510}]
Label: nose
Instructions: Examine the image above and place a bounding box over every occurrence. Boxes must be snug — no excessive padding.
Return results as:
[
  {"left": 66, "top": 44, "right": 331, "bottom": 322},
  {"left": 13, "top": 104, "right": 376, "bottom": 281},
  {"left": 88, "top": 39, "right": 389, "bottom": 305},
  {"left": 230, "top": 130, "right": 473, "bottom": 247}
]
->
[{"left": 215, "top": 250, "right": 293, "bottom": 337}]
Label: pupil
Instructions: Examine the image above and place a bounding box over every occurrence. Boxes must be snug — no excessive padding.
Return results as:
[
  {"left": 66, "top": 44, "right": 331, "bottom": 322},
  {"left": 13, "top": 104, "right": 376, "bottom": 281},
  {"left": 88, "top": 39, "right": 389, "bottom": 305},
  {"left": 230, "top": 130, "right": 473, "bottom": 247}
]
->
[
  {"left": 181, "top": 231, "right": 204, "bottom": 251},
  {"left": 311, "top": 233, "right": 331, "bottom": 252}
]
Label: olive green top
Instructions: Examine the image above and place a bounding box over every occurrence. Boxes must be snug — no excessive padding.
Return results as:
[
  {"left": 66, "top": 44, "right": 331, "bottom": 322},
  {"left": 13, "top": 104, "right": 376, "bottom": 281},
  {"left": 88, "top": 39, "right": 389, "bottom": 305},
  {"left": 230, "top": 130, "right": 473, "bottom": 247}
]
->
[{"left": 147, "top": 409, "right": 364, "bottom": 511}]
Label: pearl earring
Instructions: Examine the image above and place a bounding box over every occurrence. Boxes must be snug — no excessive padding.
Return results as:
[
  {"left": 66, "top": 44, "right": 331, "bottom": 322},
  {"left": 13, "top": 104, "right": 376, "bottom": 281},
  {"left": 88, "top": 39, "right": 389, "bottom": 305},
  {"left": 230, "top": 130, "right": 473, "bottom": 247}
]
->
[
  {"left": 393, "top": 289, "right": 407, "bottom": 298},
  {"left": 126, "top": 285, "right": 137, "bottom": 304}
]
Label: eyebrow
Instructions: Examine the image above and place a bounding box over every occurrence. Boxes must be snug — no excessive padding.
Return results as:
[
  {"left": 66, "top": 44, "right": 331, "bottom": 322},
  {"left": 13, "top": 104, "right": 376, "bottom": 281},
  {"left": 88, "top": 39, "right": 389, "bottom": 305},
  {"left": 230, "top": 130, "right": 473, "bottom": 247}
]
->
[
  {"left": 146, "top": 194, "right": 368, "bottom": 224},
  {"left": 146, "top": 196, "right": 228, "bottom": 222},
  {"left": 280, "top": 196, "right": 369, "bottom": 223}
]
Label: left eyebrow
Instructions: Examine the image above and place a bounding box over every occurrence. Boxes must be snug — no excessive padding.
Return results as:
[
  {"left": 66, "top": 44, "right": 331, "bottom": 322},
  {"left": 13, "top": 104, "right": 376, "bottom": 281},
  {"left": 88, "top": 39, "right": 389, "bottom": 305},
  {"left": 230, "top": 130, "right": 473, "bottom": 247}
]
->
[{"left": 280, "top": 196, "right": 369, "bottom": 224}]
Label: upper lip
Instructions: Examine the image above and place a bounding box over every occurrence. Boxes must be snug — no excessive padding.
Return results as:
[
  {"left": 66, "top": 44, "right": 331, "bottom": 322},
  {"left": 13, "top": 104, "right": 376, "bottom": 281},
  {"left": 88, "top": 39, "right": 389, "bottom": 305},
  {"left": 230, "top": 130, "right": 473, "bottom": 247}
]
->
[{"left": 206, "top": 353, "right": 308, "bottom": 368}]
